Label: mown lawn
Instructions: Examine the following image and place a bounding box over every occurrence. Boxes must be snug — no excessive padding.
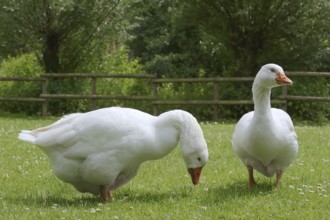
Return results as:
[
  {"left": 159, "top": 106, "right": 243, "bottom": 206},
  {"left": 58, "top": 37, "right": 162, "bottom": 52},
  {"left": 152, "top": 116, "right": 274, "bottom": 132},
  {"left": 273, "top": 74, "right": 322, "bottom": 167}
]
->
[{"left": 0, "top": 116, "right": 329, "bottom": 219}]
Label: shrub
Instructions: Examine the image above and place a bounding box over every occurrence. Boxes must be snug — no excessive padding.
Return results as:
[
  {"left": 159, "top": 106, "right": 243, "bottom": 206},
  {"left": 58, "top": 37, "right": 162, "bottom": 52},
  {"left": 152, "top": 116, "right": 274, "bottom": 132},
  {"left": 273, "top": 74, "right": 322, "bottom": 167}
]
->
[
  {"left": 0, "top": 54, "right": 44, "bottom": 115},
  {"left": 46, "top": 46, "right": 149, "bottom": 115},
  {"left": 154, "top": 77, "right": 329, "bottom": 123},
  {"left": 287, "top": 76, "right": 330, "bottom": 124},
  {"left": 0, "top": 52, "right": 328, "bottom": 124}
]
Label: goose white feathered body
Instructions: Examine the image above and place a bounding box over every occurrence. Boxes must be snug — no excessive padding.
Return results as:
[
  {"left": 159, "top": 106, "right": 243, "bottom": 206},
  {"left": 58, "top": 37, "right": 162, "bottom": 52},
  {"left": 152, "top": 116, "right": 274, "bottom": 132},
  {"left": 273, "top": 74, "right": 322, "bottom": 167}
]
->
[
  {"left": 232, "top": 64, "right": 298, "bottom": 187},
  {"left": 232, "top": 108, "right": 298, "bottom": 177},
  {"left": 18, "top": 107, "right": 208, "bottom": 200}
]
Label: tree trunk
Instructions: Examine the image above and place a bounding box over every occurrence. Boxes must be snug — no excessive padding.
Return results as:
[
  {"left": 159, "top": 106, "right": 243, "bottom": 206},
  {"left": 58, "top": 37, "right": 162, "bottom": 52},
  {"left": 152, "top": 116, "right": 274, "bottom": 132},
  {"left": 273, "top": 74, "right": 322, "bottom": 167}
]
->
[{"left": 43, "top": 32, "right": 61, "bottom": 73}]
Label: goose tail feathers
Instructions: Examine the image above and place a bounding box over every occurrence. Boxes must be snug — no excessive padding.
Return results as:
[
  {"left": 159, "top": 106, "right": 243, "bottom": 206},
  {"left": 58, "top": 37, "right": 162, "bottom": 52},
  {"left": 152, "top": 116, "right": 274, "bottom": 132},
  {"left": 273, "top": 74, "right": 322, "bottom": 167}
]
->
[{"left": 18, "top": 130, "right": 36, "bottom": 144}]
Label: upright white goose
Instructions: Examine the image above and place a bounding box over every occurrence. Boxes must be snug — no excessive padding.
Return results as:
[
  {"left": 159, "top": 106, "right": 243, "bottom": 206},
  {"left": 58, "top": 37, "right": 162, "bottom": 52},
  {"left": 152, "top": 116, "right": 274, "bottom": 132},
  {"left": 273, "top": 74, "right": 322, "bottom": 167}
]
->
[
  {"left": 232, "top": 64, "right": 298, "bottom": 188},
  {"left": 18, "top": 107, "right": 208, "bottom": 202}
]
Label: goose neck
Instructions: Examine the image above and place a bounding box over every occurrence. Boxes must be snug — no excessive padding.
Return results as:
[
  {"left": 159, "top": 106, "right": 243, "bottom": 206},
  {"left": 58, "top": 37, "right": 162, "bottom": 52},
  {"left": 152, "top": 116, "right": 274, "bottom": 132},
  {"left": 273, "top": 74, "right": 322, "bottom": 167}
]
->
[
  {"left": 252, "top": 84, "right": 272, "bottom": 116},
  {"left": 156, "top": 110, "right": 201, "bottom": 153}
]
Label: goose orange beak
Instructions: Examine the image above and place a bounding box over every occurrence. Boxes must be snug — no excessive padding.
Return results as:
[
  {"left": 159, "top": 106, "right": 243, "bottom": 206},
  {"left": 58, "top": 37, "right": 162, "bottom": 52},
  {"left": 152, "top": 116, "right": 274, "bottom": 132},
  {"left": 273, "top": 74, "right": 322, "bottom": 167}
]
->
[
  {"left": 276, "top": 73, "right": 293, "bottom": 85},
  {"left": 188, "top": 167, "right": 203, "bottom": 185}
]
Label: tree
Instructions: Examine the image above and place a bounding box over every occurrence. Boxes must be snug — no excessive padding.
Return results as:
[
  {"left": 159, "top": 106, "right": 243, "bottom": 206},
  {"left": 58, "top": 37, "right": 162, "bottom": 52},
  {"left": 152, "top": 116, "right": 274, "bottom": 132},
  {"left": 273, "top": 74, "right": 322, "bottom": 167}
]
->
[
  {"left": 125, "top": 0, "right": 330, "bottom": 76},
  {"left": 0, "top": 0, "right": 119, "bottom": 73},
  {"left": 181, "top": 0, "right": 330, "bottom": 75},
  {"left": 124, "top": 0, "right": 210, "bottom": 77}
]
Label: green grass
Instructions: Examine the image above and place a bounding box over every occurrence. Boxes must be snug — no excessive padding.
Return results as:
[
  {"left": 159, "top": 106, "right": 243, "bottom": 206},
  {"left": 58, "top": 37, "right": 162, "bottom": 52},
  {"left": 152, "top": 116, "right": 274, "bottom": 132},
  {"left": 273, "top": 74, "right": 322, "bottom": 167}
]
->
[{"left": 0, "top": 116, "right": 329, "bottom": 219}]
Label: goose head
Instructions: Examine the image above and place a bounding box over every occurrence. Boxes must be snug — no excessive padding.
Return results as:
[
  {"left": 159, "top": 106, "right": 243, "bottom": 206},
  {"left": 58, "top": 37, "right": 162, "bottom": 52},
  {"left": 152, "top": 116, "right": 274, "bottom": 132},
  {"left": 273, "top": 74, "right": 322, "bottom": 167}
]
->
[
  {"left": 254, "top": 63, "right": 292, "bottom": 89},
  {"left": 178, "top": 113, "right": 208, "bottom": 185},
  {"left": 186, "top": 147, "right": 208, "bottom": 185}
]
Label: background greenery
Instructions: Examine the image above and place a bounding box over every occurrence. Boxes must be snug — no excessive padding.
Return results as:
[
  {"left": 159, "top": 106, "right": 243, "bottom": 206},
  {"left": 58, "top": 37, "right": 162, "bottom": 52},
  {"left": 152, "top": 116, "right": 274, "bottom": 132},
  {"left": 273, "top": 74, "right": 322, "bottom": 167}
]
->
[
  {"left": 0, "top": 0, "right": 329, "bottom": 122},
  {"left": 0, "top": 117, "right": 329, "bottom": 219}
]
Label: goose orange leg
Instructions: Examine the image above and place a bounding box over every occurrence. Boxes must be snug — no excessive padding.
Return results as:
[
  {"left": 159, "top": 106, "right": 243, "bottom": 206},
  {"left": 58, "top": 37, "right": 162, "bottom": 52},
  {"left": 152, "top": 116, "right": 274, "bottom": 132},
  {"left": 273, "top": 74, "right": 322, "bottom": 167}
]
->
[
  {"left": 100, "top": 185, "right": 112, "bottom": 203},
  {"left": 275, "top": 170, "right": 283, "bottom": 188},
  {"left": 107, "top": 190, "right": 113, "bottom": 199},
  {"left": 247, "top": 165, "right": 257, "bottom": 188}
]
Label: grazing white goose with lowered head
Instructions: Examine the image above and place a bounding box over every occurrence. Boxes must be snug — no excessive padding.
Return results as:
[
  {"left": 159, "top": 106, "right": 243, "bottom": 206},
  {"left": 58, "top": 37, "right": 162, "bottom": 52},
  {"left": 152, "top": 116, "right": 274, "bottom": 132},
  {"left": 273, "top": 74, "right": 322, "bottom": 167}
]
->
[
  {"left": 232, "top": 64, "right": 298, "bottom": 188},
  {"left": 18, "top": 107, "right": 208, "bottom": 202}
]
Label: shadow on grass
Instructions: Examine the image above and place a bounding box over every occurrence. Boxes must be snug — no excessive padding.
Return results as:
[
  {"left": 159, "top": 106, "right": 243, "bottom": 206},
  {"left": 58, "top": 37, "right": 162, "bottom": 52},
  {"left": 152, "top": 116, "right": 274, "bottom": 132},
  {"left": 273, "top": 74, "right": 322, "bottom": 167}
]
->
[
  {"left": 5, "top": 181, "right": 277, "bottom": 207},
  {"left": 5, "top": 189, "right": 190, "bottom": 207},
  {"left": 202, "top": 180, "right": 276, "bottom": 205},
  {"left": 5, "top": 194, "right": 101, "bottom": 208},
  {"left": 121, "top": 190, "right": 190, "bottom": 203}
]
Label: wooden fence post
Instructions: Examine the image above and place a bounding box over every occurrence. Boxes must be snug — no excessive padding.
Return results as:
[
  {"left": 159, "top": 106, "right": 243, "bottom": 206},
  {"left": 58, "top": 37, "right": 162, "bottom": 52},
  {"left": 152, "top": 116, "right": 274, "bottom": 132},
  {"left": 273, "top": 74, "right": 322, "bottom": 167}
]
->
[
  {"left": 152, "top": 81, "right": 158, "bottom": 115},
  {"left": 91, "top": 77, "right": 97, "bottom": 110},
  {"left": 41, "top": 78, "right": 48, "bottom": 116},
  {"left": 213, "top": 82, "right": 219, "bottom": 121},
  {"left": 281, "top": 85, "right": 288, "bottom": 112}
]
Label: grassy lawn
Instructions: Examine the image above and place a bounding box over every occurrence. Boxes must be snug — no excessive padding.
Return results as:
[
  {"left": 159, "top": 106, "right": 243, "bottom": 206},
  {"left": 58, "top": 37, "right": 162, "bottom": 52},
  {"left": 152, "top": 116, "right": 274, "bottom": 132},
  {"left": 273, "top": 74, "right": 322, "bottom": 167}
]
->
[{"left": 0, "top": 116, "right": 329, "bottom": 219}]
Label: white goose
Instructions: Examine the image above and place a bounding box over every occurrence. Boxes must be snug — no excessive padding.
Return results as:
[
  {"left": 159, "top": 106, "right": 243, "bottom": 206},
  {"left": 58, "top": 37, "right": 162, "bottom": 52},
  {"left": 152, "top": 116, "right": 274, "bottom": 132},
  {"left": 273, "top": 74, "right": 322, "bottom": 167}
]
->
[
  {"left": 232, "top": 64, "right": 298, "bottom": 188},
  {"left": 18, "top": 107, "right": 208, "bottom": 202}
]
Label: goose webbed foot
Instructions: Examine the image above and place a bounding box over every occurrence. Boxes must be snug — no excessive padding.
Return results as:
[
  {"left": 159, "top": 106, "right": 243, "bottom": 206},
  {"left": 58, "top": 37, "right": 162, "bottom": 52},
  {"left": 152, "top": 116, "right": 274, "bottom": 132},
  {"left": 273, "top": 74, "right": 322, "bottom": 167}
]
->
[{"left": 100, "top": 185, "right": 113, "bottom": 203}]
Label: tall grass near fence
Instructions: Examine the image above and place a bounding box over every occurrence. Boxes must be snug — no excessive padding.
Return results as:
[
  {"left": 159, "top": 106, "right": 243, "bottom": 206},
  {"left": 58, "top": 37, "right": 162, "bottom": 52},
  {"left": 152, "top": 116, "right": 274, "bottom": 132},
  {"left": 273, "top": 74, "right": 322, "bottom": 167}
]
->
[{"left": 0, "top": 117, "right": 329, "bottom": 219}]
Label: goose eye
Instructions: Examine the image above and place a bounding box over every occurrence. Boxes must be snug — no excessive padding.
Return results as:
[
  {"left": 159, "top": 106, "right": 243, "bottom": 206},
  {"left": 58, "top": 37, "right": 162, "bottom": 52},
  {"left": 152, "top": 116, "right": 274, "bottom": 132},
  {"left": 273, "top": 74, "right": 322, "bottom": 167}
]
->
[
  {"left": 197, "top": 157, "right": 201, "bottom": 162},
  {"left": 270, "top": 68, "right": 276, "bottom": 73}
]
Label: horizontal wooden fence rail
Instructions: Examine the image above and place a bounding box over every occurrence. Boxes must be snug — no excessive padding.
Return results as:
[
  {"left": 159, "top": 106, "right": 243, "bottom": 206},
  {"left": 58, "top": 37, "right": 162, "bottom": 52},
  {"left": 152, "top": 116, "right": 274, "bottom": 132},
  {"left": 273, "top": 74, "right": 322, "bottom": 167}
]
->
[
  {"left": 152, "top": 76, "right": 283, "bottom": 120},
  {"left": 0, "top": 71, "right": 329, "bottom": 119},
  {"left": 0, "top": 76, "right": 48, "bottom": 116},
  {"left": 278, "top": 72, "right": 330, "bottom": 109},
  {"left": 0, "top": 76, "right": 46, "bottom": 81},
  {"left": 41, "top": 73, "right": 156, "bottom": 79},
  {"left": 40, "top": 73, "right": 156, "bottom": 111}
]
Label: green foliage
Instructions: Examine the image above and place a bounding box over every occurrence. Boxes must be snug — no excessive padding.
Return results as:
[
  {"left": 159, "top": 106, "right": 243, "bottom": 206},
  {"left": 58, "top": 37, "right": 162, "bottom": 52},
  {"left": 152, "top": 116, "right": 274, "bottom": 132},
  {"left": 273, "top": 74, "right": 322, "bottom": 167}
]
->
[
  {"left": 0, "top": 54, "right": 43, "bottom": 77},
  {"left": 91, "top": 46, "right": 144, "bottom": 74},
  {"left": 126, "top": 0, "right": 330, "bottom": 76},
  {"left": 46, "top": 78, "right": 91, "bottom": 115},
  {"left": 0, "top": 54, "right": 44, "bottom": 115},
  {"left": 0, "top": 0, "right": 329, "bottom": 122},
  {"left": 287, "top": 77, "right": 330, "bottom": 124},
  {"left": 0, "top": 0, "right": 120, "bottom": 73},
  {"left": 92, "top": 76, "right": 153, "bottom": 114},
  {"left": 1, "top": 117, "right": 329, "bottom": 219},
  {"left": 0, "top": 48, "right": 149, "bottom": 116},
  {"left": 154, "top": 77, "right": 329, "bottom": 123},
  {"left": 1, "top": 0, "right": 330, "bottom": 76},
  {"left": 155, "top": 82, "right": 214, "bottom": 120},
  {"left": 47, "top": 47, "right": 148, "bottom": 115},
  {"left": 0, "top": 53, "right": 328, "bottom": 122},
  {"left": 125, "top": 0, "right": 208, "bottom": 77}
]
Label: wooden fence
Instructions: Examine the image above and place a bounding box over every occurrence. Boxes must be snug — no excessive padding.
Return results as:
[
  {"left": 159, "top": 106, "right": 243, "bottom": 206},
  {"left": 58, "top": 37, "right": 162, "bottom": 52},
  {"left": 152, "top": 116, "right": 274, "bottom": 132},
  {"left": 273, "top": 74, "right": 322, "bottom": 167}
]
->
[{"left": 0, "top": 72, "right": 329, "bottom": 119}]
